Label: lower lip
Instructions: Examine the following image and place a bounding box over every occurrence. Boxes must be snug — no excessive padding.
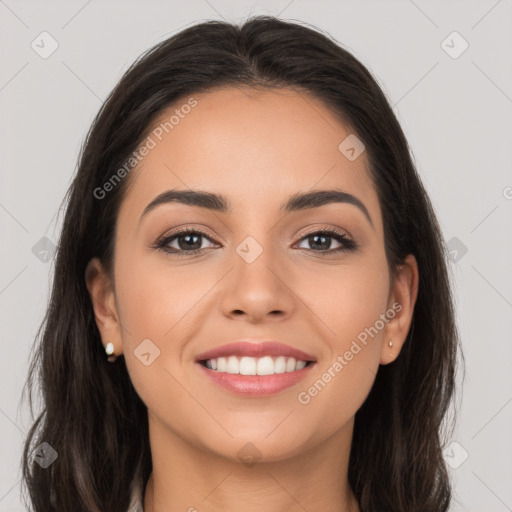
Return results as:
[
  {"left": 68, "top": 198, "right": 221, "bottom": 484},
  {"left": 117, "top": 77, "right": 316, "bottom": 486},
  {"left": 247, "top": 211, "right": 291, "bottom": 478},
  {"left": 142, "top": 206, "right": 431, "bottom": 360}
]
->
[{"left": 196, "top": 362, "right": 316, "bottom": 397}]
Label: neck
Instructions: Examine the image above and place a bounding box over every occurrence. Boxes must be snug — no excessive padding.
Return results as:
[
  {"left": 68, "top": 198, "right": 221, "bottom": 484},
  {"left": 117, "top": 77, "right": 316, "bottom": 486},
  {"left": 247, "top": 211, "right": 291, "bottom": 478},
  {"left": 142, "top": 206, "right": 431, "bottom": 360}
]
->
[{"left": 143, "top": 417, "right": 359, "bottom": 512}]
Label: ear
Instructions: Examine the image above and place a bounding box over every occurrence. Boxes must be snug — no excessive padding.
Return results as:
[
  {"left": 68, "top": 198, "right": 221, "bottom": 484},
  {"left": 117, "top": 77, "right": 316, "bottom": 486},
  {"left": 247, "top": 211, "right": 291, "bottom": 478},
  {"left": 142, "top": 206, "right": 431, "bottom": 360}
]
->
[
  {"left": 85, "top": 257, "right": 124, "bottom": 357},
  {"left": 380, "top": 254, "right": 419, "bottom": 365}
]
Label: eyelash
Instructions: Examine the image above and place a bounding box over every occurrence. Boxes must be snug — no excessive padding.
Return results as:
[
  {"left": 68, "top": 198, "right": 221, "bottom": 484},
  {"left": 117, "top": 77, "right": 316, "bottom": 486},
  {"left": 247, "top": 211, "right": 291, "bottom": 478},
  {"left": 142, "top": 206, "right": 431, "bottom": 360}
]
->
[{"left": 152, "top": 226, "right": 358, "bottom": 257}]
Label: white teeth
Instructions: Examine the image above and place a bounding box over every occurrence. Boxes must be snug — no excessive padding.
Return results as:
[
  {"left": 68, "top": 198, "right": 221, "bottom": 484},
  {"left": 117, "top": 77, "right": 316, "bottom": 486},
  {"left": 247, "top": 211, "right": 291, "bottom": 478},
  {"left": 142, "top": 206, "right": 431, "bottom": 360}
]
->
[
  {"left": 256, "top": 356, "right": 274, "bottom": 375},
  {"left": 274, "top": 356, "right": 287, "bottom": 374},
  {"left": 295, "top": 360, "right": 306, "bottom": 370},
  {"left": 226, "top": 356, "right": 239, "bottom": 374},
  {"left": 203, "top": 355, "right": 310, "bottom": 375},
  {"left": 285, "top": 357, "right": 296, "bottom": 372},
  {"left": 240, "top": 356, "right": 257, "bottom": 375},
  {"left": 217, "top": 357, "right": 227, "bottom": 372}
]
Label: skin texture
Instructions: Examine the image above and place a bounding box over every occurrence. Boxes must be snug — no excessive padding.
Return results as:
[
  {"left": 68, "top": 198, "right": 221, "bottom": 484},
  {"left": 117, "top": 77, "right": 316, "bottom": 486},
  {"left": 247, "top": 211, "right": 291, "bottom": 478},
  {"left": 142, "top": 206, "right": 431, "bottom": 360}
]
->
[{"left": 86, "top": 86, "right": 418, "bottom": 512}]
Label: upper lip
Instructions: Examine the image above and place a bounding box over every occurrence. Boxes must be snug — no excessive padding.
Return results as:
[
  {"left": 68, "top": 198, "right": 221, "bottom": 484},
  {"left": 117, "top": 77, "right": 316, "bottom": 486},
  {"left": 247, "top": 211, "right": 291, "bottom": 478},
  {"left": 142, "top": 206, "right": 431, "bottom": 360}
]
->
[{"left": 195, "top": 340, "right": 317, "bottom": 362}]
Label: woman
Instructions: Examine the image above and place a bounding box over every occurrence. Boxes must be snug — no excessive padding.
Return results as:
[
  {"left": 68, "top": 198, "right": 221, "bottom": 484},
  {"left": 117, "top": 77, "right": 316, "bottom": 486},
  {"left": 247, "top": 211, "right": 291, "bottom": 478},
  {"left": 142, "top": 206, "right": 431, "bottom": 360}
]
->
[{"left": 21, "top": 15, "right": 460, "bottom": 512}]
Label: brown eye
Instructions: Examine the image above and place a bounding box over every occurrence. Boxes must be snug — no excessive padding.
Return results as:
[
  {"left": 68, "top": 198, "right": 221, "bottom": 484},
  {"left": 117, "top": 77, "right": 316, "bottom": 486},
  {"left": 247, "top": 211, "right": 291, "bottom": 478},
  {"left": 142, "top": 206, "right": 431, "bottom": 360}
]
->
[
  {"left": 155, "top": 229, "right": 219, "bottom": 255},
  {"left": 295, "top": 230, "right": 357, "bottom": 253},
  {"left": 173, "top": 232, "right": 204, "bottom": 251}
]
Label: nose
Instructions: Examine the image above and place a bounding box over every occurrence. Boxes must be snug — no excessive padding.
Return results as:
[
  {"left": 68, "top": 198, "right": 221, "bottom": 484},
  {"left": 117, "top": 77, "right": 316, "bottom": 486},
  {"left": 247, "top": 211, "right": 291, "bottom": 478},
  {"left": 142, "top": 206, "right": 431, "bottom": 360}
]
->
[{"left": 220, "top": 241, "right": 297, "bottom": 324}]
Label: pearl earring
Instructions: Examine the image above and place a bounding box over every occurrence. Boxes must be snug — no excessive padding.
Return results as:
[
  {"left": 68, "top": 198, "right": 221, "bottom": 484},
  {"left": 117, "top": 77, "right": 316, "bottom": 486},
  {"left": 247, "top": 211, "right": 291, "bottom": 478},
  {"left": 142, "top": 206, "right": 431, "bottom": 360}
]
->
[
  {"left": 105, "top": 342, "right": 117, "bottom": 362},
  {"left": 388, "top": 340, "right": 393, "bottom": 348}
]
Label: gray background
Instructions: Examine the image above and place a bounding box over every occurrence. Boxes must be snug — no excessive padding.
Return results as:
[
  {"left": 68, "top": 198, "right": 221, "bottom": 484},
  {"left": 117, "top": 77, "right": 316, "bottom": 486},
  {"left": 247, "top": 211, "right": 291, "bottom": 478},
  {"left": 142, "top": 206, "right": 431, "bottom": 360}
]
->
[{"left": 1, "top": 0, "right": 511, "bottom": 510}]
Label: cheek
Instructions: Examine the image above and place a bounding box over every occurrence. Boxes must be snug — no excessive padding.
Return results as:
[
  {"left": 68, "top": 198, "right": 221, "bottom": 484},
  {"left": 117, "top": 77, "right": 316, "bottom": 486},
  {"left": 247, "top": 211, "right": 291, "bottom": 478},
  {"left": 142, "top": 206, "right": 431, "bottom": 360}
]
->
[
  {"left": 292, "top": 259, "right": 389, "bottom": 427},
  {"left": 113, "top": 251, "right": 218, "bottom": 403},
  {"left": 294, "top": 347, "right": 378, "bottom": 446},
  {"left": 114, "top": 250, "right": 215, "bottom": 342},
  {"left": 113, "top": 253, "right": 199, "bottom": 426},
  {"left": 332, "top": 265, "right": 390, "bottom": 375},
  {"left": 293, "top": 255, "right": 390, "bottom": 351}
]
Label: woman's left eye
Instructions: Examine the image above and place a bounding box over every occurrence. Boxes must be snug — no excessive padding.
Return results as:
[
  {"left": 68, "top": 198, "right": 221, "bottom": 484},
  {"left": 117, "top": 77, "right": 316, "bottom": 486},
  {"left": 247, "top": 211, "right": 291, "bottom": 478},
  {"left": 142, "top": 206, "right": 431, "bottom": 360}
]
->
[
  {"left": 294, "top": 230, "right": 357, "bottom": 253},
  {"left": 154, "top": 228, "right": 357, "bottom": 256}
]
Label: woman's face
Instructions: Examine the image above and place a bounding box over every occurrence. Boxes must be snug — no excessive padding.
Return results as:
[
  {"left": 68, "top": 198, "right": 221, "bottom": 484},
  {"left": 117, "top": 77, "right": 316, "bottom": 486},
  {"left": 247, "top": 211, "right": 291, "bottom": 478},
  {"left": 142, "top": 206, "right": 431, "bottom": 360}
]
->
[{"left": 88, "top": 86, "right": 417, "bottom": 464}]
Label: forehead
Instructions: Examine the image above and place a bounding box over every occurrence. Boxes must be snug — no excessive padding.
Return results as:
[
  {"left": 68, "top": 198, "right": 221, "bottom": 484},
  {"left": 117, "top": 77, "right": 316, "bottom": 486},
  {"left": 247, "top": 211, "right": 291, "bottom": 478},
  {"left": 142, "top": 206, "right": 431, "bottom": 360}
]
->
[{"left": 119, "top": 86, "right": 380, "bottom": 225}]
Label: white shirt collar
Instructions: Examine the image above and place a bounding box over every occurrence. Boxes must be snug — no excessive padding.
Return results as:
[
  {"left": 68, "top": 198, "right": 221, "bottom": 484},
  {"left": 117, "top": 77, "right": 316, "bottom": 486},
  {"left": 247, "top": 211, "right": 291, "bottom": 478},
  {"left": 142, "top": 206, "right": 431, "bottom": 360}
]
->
[{"left": 127, "top": 476, "right": 144, "bottom": 512}]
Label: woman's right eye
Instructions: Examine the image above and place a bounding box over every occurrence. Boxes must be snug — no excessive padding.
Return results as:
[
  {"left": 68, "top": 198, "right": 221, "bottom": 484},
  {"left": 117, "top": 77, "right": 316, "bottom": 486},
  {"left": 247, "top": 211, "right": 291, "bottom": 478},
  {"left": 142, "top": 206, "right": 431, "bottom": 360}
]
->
[{"left": 154, "top": 229, "right": 219, "bottom": 255}]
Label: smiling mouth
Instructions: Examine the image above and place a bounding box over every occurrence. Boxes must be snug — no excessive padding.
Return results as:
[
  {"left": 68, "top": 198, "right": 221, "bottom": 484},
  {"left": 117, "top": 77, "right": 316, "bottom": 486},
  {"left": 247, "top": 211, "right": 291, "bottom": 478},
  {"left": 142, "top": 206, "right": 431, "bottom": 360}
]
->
[{"left": 198, "top": 355, "right": 316, "bottom": 375}]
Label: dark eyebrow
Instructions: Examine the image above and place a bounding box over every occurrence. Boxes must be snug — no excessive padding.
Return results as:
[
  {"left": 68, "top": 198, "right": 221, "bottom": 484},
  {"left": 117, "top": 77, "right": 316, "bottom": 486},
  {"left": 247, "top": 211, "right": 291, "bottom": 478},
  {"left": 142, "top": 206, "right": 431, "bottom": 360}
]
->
[
  {"left": 140, "top": 188, "right": 373, "bottom": 228},
  {"left": 140, "top": 190, "right": 228, "bottom": 222},
  {"left": 282, "top": 189, "right": 373, "bottom": 228}
]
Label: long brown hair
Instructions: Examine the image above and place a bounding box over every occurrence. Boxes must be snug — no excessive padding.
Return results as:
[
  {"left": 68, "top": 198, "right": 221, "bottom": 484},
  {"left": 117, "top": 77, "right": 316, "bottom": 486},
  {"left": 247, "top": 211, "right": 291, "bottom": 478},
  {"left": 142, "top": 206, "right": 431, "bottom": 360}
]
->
[{"left": 21, "top": 16, "right": 460, "bottom": 512}]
